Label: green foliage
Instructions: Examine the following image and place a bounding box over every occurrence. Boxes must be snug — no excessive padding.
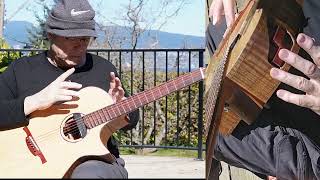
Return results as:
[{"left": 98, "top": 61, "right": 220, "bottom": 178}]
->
[
  {"left": 117, "top": 66, "right": 203, "bottom": 148},
  {"left": 119, "top": 147, "right": 137, "bottom": 155},
  {"left": 27, "top": 0, "right": 51, "bottom": 49},
  {"left": 99, "top": 51, "right": 205, "bottom": 149},
  {"left": 119, "top": 147, "right": 205, "bottom": 158},
  {"left": 0, "top": 39, "right": 21, "bottom": 73}
]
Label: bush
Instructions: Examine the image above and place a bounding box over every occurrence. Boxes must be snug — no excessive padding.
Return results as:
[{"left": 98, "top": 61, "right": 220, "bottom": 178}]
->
[{"left": 0, "top": 39, "right": 21, "bottom": 73}]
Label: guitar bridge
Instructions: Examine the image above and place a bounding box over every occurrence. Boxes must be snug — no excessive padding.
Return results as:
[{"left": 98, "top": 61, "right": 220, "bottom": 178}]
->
[{"left": 23, "top": 127, "right": 47, "bottom": 164}]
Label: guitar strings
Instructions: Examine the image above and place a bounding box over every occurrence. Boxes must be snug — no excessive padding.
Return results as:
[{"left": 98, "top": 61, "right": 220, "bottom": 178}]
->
[
  {"left": 34, "top": 97, "right": 134, "bottom": 142},
  {"left": 53, "top": 70, "right": 201, "bottom": 135},
  {"left": 35, "top": 70, "right": 203, "bottom": 143},
  {"left": 34, "top": 70, "right": 203, "bottom": 143}
]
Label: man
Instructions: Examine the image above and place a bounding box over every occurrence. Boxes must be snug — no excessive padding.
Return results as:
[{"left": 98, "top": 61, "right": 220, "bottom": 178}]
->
[
  {"left": 0, "top": 0, "right": 139, "bottom": 178},
  {"left": 206, "top": 0, "right": 320, "bottom": 179}
]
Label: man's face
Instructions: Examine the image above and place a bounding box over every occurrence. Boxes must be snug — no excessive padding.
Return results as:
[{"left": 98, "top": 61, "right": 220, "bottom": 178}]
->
[{"left": 48, "top": 34, "right": 91, "bottom": 68}]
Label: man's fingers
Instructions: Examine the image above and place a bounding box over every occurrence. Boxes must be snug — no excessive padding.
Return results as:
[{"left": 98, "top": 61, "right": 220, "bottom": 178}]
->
[
  {"left": 60, "top": 89, "right": 80, "bottom": 97},
  {"left": 117, "top": 87, "right": 125, "bottom": 101},
  {"left": 278, "top": 49, "right": 320, "bottom": 80},
  {"left": 115, "top": 77, "right": 121, "bottom": 87},
  {"left": 56, "top": 68, "right": 75, "bottom": 82},
  {"left": 270, "top": 68, "right": 315, "bottom": 94},
  {"left": 276, "top": 89, "right": 316, "bottom": 109},
  {"left": 56, "top": 95, "right": 74, "bottom": 102},
  {"left": 296, "top": 33, "right": 320, "bottom": 66},
  {"left": 223, "top": 0, "right": 236, "bottom": 27},
  {"left": 109, "top": 72, "right": 116, "bottom": 88},
  {"left": 60, "top": 81, "right": 82, "bottom": 89},
  {"left": 210, "top": 0, "right": 224, "bottom": 25}
]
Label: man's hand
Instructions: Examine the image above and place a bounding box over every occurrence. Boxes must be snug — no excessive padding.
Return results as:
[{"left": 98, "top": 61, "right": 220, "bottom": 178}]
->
[
  {"left": 209, "top": 0, "right": 237, "bottom": 27},
  {"left": 270, "top": 33, "right": 320, "bottom": 115},
  {"left": 24, "top": 68, "right": 82, "bottom": 115},
  {"left": 108, "top": 72, "right": 125, "bottom": 103}
]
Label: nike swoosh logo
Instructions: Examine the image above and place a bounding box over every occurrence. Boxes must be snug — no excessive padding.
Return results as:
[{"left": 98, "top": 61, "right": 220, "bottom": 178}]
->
[{"left": 71, "top": 9, "right": 90, "bottom": 16}]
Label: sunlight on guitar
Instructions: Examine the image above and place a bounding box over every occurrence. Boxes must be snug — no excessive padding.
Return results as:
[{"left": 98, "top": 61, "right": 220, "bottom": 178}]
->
[{"left": 0, "top": 68, "right": 205, "bottom": 178}]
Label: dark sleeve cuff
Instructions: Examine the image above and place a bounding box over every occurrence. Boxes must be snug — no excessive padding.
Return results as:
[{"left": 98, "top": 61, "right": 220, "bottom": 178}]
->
[
  {"left": 0, "top": 97, "right": 29, "bottom": 131},
  {"left": 120, "top": 109, "right": 139, "bottom": 131}
]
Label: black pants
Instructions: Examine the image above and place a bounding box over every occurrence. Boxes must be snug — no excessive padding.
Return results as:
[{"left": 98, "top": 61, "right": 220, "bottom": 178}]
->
[
  {"left": 70, "top": 158, "right": 128, "bottom": 179},
  {"left": 214, "top": 108, "right": 320, "bottom": 180},
  {"left": 206, "top": 22, "right": 320, "bottom": 180}
]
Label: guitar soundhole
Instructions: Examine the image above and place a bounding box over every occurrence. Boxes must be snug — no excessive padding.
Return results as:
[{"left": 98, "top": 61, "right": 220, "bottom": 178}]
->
[{"left": 61, "top": 113, "right": 87, "bottom": 142}]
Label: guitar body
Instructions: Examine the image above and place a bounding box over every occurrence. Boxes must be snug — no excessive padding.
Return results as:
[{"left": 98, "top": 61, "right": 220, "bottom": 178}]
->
[
  {"left": 205, "top": 0, "right": 305, "bottom": 135},
  {"left": 0, "top": 68, "right": 205, "bottom": 178},
  {"left": 0, "top": 86, "right": 128, "bottom": 178},
  {"left": 204, "top": 0, "right": 305, "bottom": 178}
]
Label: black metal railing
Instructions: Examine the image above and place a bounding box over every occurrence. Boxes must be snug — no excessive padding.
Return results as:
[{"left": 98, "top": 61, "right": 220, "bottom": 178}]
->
[{"left": 0, "top": 48, "right": 206, "bottom": 159}]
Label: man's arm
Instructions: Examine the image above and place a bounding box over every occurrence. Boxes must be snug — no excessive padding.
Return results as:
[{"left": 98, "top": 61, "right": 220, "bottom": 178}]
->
[
  {"left": 0, "top": 65, "right": 82, "bottom": 131},
  {"left": 0, "top": 63, "right": 29, "bottom": 130}
]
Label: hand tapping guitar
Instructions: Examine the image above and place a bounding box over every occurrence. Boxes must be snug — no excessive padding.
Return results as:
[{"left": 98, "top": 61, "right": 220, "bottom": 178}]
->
[{"left": 0, "top": 68, "right": 205, "bottom": 178}]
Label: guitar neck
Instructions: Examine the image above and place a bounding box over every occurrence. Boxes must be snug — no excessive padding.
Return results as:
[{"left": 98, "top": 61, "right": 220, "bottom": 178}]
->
[{"left": 83, "top": 68, "right": 205, "bottom": 129}]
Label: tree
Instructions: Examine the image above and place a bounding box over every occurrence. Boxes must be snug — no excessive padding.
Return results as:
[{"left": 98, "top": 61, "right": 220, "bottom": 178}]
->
[
  {"left": 27, "top": 0, "right": 59, "bottom": 49},
  {"left": 93, "top": 0, "right": 197, "bottom": 153},
  {"left": 25, "top": 0, "right": 201, "bottom": 153},
  {"left": 94, "top": 0, "right": 190, "bottom": 49}
]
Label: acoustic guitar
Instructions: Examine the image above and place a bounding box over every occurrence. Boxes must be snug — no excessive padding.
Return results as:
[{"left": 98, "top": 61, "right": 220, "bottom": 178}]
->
[
  {"left": 204, "top": 0, "right": 305, "bottom": 178},
  {"left": 0, "top": 68, "right": 205, "bottom": 178}
]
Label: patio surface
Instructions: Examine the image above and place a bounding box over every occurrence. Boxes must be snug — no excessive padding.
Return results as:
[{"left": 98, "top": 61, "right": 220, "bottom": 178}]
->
[{"left": 122, "top": 155, "right": 205, "bottom": 179}]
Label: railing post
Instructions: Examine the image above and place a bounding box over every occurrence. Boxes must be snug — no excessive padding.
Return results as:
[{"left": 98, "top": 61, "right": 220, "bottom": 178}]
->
[
  {"left": 197, "top": 50, "right": 204, "bottom": 160},
  {"left": 0, "top": 48, "right": 208, "bottom": 154}
]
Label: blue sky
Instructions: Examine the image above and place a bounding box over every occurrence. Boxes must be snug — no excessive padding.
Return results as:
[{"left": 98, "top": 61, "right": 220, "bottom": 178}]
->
[{"left": 4, "top": 0, "right": 205, "bottom": 37}]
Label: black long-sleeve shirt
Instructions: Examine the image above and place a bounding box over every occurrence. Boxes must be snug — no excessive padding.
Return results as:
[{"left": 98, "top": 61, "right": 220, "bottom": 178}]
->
[{"left": 0, "top": 51, "right": 139, "bottom": 157}]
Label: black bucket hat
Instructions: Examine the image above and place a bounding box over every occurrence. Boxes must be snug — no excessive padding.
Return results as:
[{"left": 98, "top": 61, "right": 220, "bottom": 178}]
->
[{"left": 45, "top": 0, "right": 97, "bottom": 37}]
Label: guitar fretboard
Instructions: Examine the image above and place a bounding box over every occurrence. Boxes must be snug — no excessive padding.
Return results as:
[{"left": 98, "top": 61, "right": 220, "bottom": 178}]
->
[{"left": 83, "top": 68, "right": 205, "bottom": 129}]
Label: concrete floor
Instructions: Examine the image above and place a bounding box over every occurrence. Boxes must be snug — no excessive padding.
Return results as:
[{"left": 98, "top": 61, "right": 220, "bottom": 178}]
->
[{"left": 122, "top": 155, "right": 205, "bottom": 179}]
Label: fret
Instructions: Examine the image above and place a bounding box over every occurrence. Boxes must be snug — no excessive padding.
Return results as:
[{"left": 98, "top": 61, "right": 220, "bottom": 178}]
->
[
  {"left": 111, "top": 107, "right": 118, "bottom": 119},
  {"left": 96, "top": 110, "right": 105, "bottom": 124},
  {"left": 142, "top": 92, "right": 150, "bottom": 105},
  {"left": 165, "top": 83, "right": 170, "bottom": 94},
  {"left": 151, "top": 88, "right": 161, "bottom": 100},
  {"left": 157, "top": 86, "right": 163, "bottom": 97},
  {"left": 181, "top": 75, "right": 187, "bottom": 87},
  {"left": 107, "top": 107, "right": 117, "bottom": 120},
  {"left": 117, "top": 103, "right": 126, "bottom": 115},
  {"left": 92, "top": 113, "right": 99, "bottom": 126},
  {"left": 82, "top": 116, "right": 90, "bottom": 129},
  {"left": 142, "top": 92, "right": 149, "bottom": 104},
  {"left": 187, "top": 73, "right": 195, "bottom": 85},
  {"left": 172, "top": 79, "right": 177, "bottom": 90},
  {"left": 137, "top": 93, "right": 146, "bottom": 105},
  {"left": 127, "top": 99, "right": 136, "bottom": 112},
  {"left": 101, "top": 108, "right": 112, "bottom": 123},
  {"left": 191, "top": 72, "right": 195, "bottom": 83},
  {"left": 157, "top": 85, "right": 165, "bottom": 95},
  {"left": 114, "top": 106, "right": 122, "bottom": 118},
  {"left": 167, "top": 81, "right": 176, "bottom": 92},
  {"left": 132, "top": 98, "right": 138, "bottom": 109},
  {"left": 121, "top": 100, "right": 131, "bottom": 113},
  {"left": 184, "top": 73, "right": 194, "bottom": 86},
  {"left": 136, "top": 94, "right": 143, "bottom": 106},
  {"left": 151, "top": 90, "right": 156, "bottom": 101},
  {"left": 85, "top": 115, "right": 95, "bottom": 129},
  {"left": 94, "top": 115, "right": 100, "bottom": 126},
  {"left": 175, "top": 77, "right": 184, "bottom": 90},
  {"left": 155, "top": 87, "right": 161, "bottom": 99}
]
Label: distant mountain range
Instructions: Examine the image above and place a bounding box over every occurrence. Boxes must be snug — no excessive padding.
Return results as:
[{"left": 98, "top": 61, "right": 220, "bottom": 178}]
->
[{"left": 3, "top": 21, "right": 205, "bottom": 49}]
